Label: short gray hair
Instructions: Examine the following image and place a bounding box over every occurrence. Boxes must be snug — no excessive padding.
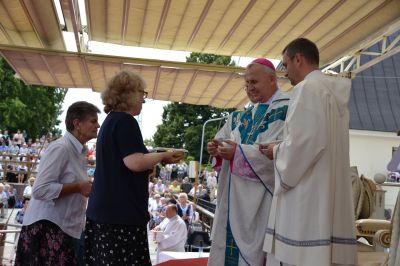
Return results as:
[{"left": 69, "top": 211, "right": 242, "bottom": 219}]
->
[{"left": 65, "top": 101, "right": 100, "bottom": 132}]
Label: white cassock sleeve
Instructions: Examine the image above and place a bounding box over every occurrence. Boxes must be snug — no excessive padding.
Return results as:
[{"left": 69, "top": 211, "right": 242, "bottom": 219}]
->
[{"left": 273, "top": 83, "right": 327, "bottom": 193}]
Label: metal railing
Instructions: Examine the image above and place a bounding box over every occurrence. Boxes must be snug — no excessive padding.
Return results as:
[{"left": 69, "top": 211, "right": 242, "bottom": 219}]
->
[{"left": 187, "top": 195, "right": 215, "bottom": 234}]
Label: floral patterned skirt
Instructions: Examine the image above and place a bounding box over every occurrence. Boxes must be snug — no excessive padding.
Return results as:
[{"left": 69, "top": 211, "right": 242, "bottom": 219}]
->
[
  {"left": 84, "top": 218, "right": 151, "bottom": 266},
  {"left": 15, "top": 220, "right": 78, "bottom": 266}
]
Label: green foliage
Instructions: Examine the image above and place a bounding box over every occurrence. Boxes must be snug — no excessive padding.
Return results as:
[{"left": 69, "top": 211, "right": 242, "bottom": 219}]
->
[
  {"left": 144, "top": 138, "right": 155, "bottom": 148},
  {"left": 153, "top": 103, "right": 231, "bottom": 161},
  {"left": 186, "top": 155, "right": 195, "bottom": 161},
  {"left": 153, "top": 52, "right": 236, "bottom": 161},
  {"left": 186, "top": 52, "right": 235, "bottom": 66},
  {"left": 0, "top": 57, "right": 67, "bottom": 139}
]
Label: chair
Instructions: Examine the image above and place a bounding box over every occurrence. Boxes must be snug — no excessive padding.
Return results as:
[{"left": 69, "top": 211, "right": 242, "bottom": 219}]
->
[
  {"left": 186, "top": 231, "right": 211, "bottom": 252},
  {"left": 357, "top": 189, "right": 400, "bottom": 266}
]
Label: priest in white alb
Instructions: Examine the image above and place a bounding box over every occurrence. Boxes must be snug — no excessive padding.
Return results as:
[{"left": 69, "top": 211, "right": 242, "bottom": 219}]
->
[
  {"left": 261, "top": 38, "right": 357, "bottom": 266},
  {"left": 154, "top": 204, "right": 187, "bottom": 263}
]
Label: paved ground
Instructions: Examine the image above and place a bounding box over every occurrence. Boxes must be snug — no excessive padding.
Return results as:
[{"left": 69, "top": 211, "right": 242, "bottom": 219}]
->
[
  {"left": 0, "top": 208, "right": 21, "bottom": 266},
  {"left": 0, "top": 208, "right": 159, "bottom": 265}
]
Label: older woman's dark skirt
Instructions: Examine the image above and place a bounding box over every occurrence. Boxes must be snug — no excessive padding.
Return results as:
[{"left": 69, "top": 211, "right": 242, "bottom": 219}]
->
[
  {"left": 84, "top": 218, "right": 151, "bottom": 266},
  {"left": 15, "top": 220, "right": 78, "bottom": 266}
]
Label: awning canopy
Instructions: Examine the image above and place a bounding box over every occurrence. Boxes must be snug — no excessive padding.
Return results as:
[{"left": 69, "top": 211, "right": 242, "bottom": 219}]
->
[
  {"left": 85, "top": 0, "right": 400, "bottom": 66},
  {"left": 0, "top": 0, "right": 399, "bottom": 108},
  {"left": 2, "top": 45, "right": 284, "bottom": 108}
]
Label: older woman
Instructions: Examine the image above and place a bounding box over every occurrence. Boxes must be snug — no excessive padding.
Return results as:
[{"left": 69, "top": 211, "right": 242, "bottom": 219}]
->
[
  {"left": 15, "top": 101, "right": 100, "bottom": 266},
  {"left": 85, "top": 71, "right": 183, "bottom": 265},
  {"left": 177, "top": 192, "right": 193, "bottom": 227}
]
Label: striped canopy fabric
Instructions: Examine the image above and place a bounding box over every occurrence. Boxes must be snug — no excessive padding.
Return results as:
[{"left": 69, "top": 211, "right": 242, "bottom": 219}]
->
[{"left": 0, "top": 0, "right": 399, "bottom": 110}]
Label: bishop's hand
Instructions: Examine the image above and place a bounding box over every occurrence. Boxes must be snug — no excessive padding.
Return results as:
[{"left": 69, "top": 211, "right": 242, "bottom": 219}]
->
[
  {"left": 207, "top": 139, "right": 220, "bottom": 157},
  {"left": 217, "top": 140, "right": 237, "bottom": 161}
]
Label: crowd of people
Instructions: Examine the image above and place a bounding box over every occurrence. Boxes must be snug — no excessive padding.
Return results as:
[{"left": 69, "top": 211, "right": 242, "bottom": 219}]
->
[
  {"left": 0, "top": 130, "right": 53, "bottom": 184},
  {"left": 0, "top": 129, "right": 52, "bottom": 156},
  {"left": 0, "top": 180, "right": 32, "bottom": 223}
]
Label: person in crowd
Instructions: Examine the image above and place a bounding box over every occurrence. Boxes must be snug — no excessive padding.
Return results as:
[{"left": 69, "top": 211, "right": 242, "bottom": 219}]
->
[
  {"left": 2, "top": 130, "right": 10, "bottom": 146},
  {"left": 5, "top": 183, "right": 16, "bottom": 208},
  {"left": 22, "top": 130, "right": 28, "bottom": 143},
  {"left": 30, "top": 138, "right": 41, "bottom": 154},
  {"left": 180, "top": 176, "right": 192, "bottom": 194},
  {"left": 189, "top": 183, "right": 202, "bottom": 197},
  {"left": 154, "top": 204, "right": 187, "bottom": 263},
  {"left": 27, "top": 138, "right": 33, "bottom": 148},
  {"left": 261, "top": 38, "right": 357, "bottom": 266},
  {"left": 199, "top": 188, "right": 211, "bottom": 201},
  {"left": 5, "top": 164, "right": 17, "bottom": 183},
  {"left": 0, "top": 183, "right": 8, "bottom": 218},
  {"left": 0, "top": 139, "right": 8, "bottom": 153},
  {"left": 15, "top": 198, "right": 30, "bottom": 224},
  {"left": 154, "top": 179, "right": 165, "bottom": 195},
  {"left": 156, "top": 197, "right": 168, "bottom": 225},
  {"left": 176, "top": 192, "right": 193, "bottom": 228},
  {"left": 177, "top": 162, "right": 187, "bottom": 181},
  {"left": 17, "top": 163, "right": 28, "bottom": 184},
  {"left": 159, "top": 166, "right": 167, "bottom": 182},
  {"left": 13, "top": 130, "right": 24, "bottom": 148},
  {"left": 22, "top": 177, "right": 35, "bottom": 198},
  {"left": 148, "top": 194, "right": 162, "bottom": 229},
  {"left": 8, "top": 143, "right": 19, "bottom": 155},
  {"left": 4, "top": 183, "right": 17, "bottom": 208},
  {"left": 164, "top": 180, "right": 171, "bottom": 194},
  {"left": 206, "top": 170, "right": 217, "bottom": 191},
  {"left": 169, "top": 179, "right": 181, "bottom": 194},
  {"left": 207, "top": 58, "right": 289, "bottom": 266},
  {"left": 85, "top": 71, "right": 183, "bottom": 266},
  {"left": 163, "top": 191, "right": 173, "bottom": 202},
  {"left": 149, "top": 193, "right": 161, "bottom": 211},
  {"left": 15, "top": 101, "right": 100, "bottom": 266},
  {"left": 19, "top": 143, "right": 29, "bottom": 156}
]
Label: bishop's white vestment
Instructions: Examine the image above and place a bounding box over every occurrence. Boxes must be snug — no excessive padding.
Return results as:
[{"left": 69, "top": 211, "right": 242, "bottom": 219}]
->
[
  {"left": 208, "top": 91, "right": 290, "bottom": 266},
  {"left": 263, "top": 71, "right": 357, "bottom": 266}
]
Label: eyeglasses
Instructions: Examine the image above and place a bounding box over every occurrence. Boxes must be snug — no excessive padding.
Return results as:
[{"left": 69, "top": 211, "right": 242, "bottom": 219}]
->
[{"left": 138, "top": 90, "right": 148, "bottom": 100}]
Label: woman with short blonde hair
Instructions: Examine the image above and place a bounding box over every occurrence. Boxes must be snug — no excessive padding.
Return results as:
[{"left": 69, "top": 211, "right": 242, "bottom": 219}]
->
[
  {"left": 102, "top": 71, "right": 147, "bottom": 113},
  {"left": 85, "top": 71, "right": 184, "bottom": 265}
]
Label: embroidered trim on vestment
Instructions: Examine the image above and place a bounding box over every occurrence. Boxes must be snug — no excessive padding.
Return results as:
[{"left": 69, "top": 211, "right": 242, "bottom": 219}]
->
[{"left": 265, "top": 229, "right": 357, "bottom": 246}]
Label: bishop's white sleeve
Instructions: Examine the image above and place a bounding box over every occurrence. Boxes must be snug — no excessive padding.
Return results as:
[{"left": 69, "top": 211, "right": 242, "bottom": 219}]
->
[
  {"left": 214, "top": 114, "right": 233, "bottom": 140},
  {"left": 273, "top": 84, "right": 327, "bottom": 193}
]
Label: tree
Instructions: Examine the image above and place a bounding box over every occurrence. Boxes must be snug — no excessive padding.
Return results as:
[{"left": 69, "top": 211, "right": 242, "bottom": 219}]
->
[
  {"left": 186, "top": 52, "right": 236, "bottom": 66},
  {"left": 152, "top": 53, "right": 236, "bottom": 161},
  {"left": 0, "top": 57, "right": 67, "bottom": 139}
]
